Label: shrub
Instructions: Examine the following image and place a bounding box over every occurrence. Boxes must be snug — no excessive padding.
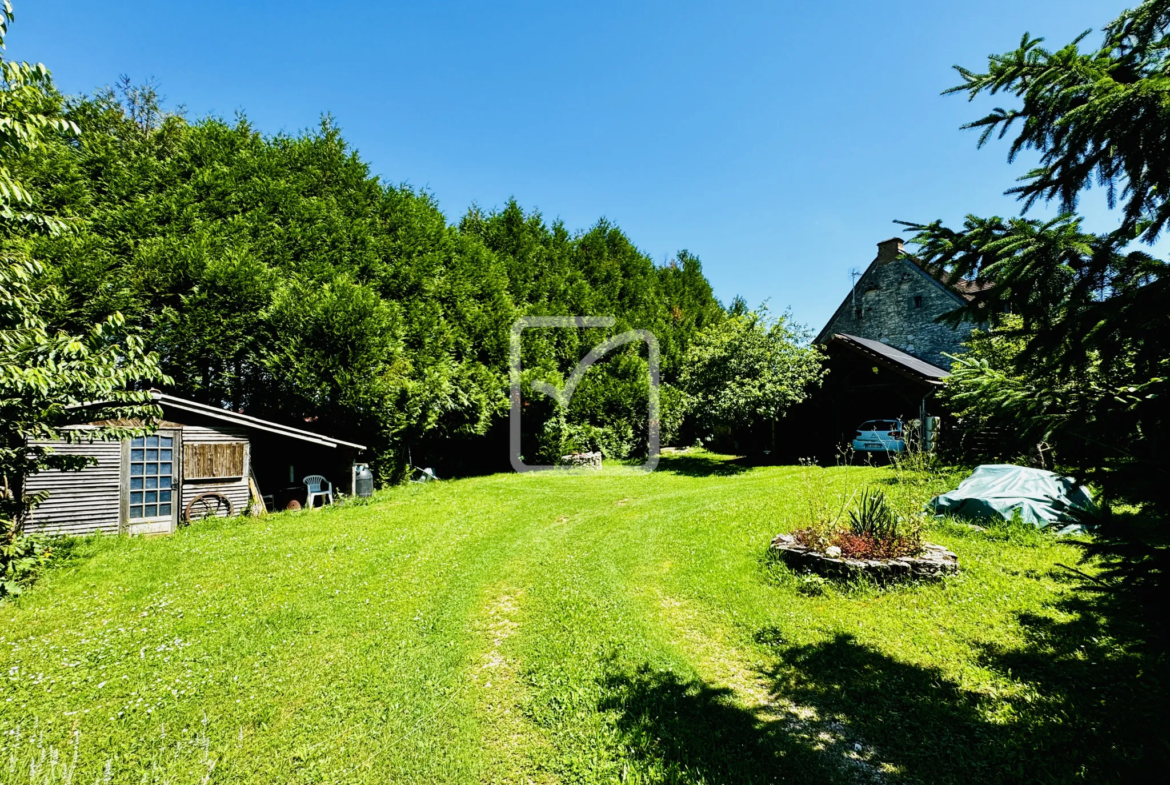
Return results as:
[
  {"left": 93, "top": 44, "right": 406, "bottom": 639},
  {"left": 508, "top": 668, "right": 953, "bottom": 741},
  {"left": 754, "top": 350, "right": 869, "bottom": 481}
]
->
[
  {"left": 1, "top": 520, "right": 55, "bottom": 598},
  {"left": 537, "top": 411, "right": 639, "bottom": 465},
  {"left": 840, "top": 488, "right": 922, "bottom": 559},
  {"left": 793, "top": 487, "right": 923, "bottom": 560},
  {"left": 848, "top": 488, "right": 898, "bottom": 540}
]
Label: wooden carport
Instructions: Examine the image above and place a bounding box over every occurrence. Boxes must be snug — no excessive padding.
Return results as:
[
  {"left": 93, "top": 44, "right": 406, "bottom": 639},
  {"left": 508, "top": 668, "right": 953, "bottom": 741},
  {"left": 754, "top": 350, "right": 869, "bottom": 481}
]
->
[{"left": 779, "top": 333, "right": 949, "bottom": 461}]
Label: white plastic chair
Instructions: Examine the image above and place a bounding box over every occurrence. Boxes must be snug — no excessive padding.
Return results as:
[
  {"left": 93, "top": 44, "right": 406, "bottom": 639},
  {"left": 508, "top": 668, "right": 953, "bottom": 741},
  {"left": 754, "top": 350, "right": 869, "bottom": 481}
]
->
[
  {"left": 410, "top": 467, "right": 439, "bottom": 483},
  {"left": 303, "top": 475, "right": 333, "bottom": 509}
]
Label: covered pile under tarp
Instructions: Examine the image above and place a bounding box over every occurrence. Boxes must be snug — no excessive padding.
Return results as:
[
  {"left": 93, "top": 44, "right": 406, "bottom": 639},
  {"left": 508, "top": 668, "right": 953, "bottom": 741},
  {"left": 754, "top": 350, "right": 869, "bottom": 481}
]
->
[{"left": 928, "top": 464, "right": 1094, "bottom": 526}]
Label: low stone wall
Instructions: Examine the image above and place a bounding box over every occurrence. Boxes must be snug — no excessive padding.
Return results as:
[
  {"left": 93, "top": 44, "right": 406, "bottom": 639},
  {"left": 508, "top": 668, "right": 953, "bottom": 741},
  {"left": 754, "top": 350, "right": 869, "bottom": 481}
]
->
[
  {"left": 771, "top": 534, "right": 958, "bottom": 580},
  {"left": 560, "top": 451, "right": 602, "bottom": 470}
]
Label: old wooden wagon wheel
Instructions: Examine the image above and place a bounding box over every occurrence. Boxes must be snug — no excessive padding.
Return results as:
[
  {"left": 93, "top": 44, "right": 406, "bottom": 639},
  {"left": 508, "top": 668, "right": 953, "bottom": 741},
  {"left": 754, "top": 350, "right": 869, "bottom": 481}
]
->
[{"left": 183, "top": 492, "right": 233, "bottom": 525}]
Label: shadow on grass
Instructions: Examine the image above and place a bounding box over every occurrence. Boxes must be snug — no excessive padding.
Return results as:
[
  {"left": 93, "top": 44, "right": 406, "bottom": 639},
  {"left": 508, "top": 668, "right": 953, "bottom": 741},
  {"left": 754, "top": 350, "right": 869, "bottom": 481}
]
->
[
  {"left": 764, "top": 634, "right": 1012, "bottom": 784},
  {"left": 761, "top": 606, "right": 1169, "bottom": 783},
  {"left": 598, "top": 594, "right": 1168, "bottom": 784},
  {"left": 598, "top": 663, "right": 854, "bottom": 785},
  {"left": 597, "top": 640, "right": 1004, "bottom": 785},
  {"left": 655, "top": 453, "right": 753, "bottom": 477},
  {"left": 975, "top": 589, "right": 1170, "bottom": 777}
]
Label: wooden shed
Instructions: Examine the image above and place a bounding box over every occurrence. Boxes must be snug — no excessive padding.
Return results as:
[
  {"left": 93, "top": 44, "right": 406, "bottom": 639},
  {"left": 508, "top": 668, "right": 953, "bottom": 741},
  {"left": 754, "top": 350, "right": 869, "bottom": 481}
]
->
[{"left": 25, "top": 392, "right": 367, "bottom": 537}]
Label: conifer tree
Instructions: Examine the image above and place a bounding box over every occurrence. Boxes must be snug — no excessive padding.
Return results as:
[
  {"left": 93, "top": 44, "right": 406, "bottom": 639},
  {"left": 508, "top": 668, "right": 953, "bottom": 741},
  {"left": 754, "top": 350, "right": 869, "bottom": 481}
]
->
[{"left": 904, "top": 0, "right": 1170, "bottom": 601}]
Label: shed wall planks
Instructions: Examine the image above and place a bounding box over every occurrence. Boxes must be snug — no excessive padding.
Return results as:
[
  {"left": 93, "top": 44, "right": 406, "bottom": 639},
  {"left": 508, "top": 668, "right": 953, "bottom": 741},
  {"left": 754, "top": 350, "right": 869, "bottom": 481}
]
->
[
  {"left": 180, "top": 480, "right": 250, "bottom": 518},
  {"left": 183, "top": 442, "right": 245, "bottom": 480},
  {"left": 179, "top": 426, "right": 250, "bottom": 518},
  {"left": 183, "top": 426, "right": 249, "bottom": 443},
  {"left": 26, "top": 424, "right": 252, "bottom": 534},
  {"left": 25, "top": 439, "right": 122, "bottom": 536}
]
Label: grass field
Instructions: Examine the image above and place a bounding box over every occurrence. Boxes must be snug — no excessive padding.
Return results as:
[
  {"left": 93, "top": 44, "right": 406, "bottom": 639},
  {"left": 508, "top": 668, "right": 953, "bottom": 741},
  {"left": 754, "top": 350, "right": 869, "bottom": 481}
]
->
[{"left": 3, "top": 453, "right": 1166, "bottom": 784}]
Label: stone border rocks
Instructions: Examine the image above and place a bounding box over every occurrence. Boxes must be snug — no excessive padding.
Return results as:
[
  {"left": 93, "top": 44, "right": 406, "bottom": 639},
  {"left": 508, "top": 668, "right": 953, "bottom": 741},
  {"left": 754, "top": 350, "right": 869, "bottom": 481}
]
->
[
  {"left": 560, "top": 451, "right": 602, "bottom": 470},
  {"left": 770, "top": 534, "right": 958, "bottom": 581}
]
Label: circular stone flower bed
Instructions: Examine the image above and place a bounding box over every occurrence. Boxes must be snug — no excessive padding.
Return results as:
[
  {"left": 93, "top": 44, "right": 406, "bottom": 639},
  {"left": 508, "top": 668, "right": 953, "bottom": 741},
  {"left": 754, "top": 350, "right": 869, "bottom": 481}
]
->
[{"left": 771, "top": 533, "right": 959, "bottom": 581}]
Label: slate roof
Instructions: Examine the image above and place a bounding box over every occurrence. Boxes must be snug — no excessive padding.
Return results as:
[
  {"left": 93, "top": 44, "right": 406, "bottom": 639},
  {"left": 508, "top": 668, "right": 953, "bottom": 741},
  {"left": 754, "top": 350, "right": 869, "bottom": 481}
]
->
[{"left": 828, "top": 333, "right": 950, "bottom": 384}]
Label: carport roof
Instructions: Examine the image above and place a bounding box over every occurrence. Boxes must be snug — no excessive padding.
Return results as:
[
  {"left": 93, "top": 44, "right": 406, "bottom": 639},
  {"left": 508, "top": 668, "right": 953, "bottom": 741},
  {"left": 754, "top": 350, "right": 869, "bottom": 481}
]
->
[{"left": 827, "top": 334, "right": 950, "bottom": 385}]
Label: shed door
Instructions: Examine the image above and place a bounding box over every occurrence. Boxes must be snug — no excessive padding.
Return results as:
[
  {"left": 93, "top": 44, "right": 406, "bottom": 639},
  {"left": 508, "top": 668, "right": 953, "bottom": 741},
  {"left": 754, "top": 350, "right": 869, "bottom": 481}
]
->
[{"left": 125, "top": 430, "right": 180, "bottom": 535}]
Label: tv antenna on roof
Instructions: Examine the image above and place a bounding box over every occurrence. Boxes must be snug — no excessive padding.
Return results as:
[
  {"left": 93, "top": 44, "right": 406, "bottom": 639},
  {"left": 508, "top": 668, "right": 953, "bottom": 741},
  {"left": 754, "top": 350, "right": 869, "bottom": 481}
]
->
[{"left": 850, "top": 268, "right": 862, "bottom": 308}]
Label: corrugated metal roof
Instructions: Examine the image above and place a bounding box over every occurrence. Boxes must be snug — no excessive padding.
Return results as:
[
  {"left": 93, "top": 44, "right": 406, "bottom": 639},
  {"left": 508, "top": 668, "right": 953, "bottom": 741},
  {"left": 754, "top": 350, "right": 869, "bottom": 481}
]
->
[
  {"left": 830, "top": 334, "right": 950, "bottom": 382},
  {"left": 150, "top": 394, "right": 367, "bottom": 451},
  {"left": 68, "top": 393, "right": 367, "bottom": 451}
]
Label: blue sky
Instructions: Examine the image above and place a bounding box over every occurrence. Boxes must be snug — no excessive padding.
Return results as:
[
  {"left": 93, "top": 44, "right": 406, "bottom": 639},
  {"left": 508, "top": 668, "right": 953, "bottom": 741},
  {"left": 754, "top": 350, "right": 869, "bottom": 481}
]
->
[{"left": 9, "top": 0, "right": 1149, "bottom": 331}]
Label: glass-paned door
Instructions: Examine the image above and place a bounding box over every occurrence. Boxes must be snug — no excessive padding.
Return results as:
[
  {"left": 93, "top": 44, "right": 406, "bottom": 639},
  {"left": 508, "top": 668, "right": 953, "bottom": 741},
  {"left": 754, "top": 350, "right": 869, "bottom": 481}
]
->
[{"left": 129, "top": 435, "right": 175, "bottom": 521}]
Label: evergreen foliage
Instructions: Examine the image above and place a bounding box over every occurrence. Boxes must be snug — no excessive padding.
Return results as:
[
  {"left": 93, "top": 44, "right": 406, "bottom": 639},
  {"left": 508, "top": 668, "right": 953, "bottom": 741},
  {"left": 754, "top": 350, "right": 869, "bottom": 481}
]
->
[
  {"left": 5, "top": 72, "right": 807, "bottom": 478},
  {"left": 905, "top": 0, "right": 1170, "bottom": 604}
]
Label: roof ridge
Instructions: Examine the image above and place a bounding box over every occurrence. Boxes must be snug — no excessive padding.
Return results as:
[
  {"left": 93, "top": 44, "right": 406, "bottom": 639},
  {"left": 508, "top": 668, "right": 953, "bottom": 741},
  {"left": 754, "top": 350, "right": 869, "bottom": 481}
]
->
[{"left": 900, "top": 253, "right": 992, "bottom": 299}]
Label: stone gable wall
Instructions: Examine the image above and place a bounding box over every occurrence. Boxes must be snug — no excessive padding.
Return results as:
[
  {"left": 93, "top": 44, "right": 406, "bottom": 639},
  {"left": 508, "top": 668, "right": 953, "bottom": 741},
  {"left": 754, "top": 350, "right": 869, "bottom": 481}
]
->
[{"left": 822, "top": 257, "right": 981, "bottom": 369}]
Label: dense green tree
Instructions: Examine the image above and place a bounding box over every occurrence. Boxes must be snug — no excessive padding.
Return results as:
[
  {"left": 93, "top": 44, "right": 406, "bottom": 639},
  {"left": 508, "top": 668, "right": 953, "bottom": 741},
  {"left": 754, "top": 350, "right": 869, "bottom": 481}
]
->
[
  {"left": 462, "top": 200, "right": 727, "bottom": 461},
  {"left": 904, "top": 0, "right": 1170, "bottom": 600},
  {"left": 0, "top": 1, "right": 76, "bottom": 233},
  {"left": 5, "top": 73, "right": 742, "bottom": 477},
  {"left": 8, "top": 92, "right": 521, "bottom": 475},
  {"left": 679, "top": 308, "right": 825, "bottom": 442}
]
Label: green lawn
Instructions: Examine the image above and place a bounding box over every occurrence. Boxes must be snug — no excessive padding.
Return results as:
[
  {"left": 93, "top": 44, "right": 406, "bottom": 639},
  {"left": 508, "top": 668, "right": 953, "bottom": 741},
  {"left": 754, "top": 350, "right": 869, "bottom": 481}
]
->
[{"left": 3, "top": 453, "right": 1165, "bottom": 784}]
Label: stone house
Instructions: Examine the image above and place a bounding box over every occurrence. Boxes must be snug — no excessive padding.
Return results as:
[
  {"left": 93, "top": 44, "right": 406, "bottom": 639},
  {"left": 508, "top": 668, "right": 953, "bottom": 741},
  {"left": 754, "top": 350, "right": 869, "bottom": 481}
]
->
[
  {"left": 814, "top": 237, "right": 987, "bottom": 369},
  {"left": 772, "top": 237, "right": 991, "bottom": 458}
]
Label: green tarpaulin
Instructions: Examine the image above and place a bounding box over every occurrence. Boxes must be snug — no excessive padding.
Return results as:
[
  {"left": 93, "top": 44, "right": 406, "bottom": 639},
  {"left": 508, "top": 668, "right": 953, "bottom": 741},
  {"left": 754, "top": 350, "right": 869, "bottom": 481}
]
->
[{"left": 928, "top": 464, "right": 1094, "bottom": 527}]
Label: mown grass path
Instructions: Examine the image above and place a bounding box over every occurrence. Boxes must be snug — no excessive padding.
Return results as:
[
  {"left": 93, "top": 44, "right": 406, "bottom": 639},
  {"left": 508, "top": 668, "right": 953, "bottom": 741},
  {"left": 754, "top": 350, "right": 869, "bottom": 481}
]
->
[{"left": 3, "top": 454, "right": 1164, "bottom": 783}]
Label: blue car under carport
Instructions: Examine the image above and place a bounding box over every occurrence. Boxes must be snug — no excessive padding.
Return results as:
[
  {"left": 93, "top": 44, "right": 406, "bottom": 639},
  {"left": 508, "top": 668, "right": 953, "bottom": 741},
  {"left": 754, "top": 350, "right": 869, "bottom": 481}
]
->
[{"left": 851, "top": 419, "right": 906, "bottom": 453}]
